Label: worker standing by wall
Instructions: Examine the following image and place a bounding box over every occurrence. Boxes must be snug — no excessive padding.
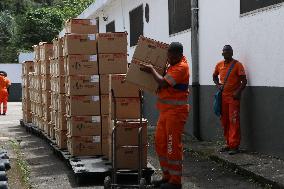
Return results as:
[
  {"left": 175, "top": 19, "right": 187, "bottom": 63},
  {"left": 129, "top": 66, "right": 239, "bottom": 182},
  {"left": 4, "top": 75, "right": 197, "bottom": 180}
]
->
[
  {"left": 0, "top": 71, "right": 11, "bottom": 115},
  {"left": 213, "top": 45, "right": 247, "bottom": 155},
  {"left": 141, "top": 42, "right": 190, "bottom": 189}
]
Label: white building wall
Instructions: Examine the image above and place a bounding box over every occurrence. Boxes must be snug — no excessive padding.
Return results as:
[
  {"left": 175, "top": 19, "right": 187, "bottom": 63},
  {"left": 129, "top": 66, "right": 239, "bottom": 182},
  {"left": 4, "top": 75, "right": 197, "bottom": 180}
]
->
[
  {"left": 83, "top": 0, "right": 192, "bottom": 83},
  {"left": 0, "top": 64, "right": 22, "bottom": 83},
  {"left": 199, "top": 0, "right": 284, "bottom": 87}
]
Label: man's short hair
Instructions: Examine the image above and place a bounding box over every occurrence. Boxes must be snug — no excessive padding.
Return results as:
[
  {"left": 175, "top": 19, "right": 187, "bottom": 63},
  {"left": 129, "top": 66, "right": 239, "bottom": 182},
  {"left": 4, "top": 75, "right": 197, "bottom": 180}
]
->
[
  {"left": 223, "top": 45, "right": 233, "bottom": 52},
  {"left": 168, "top": 42, "right": 183, "bottom": 55}
]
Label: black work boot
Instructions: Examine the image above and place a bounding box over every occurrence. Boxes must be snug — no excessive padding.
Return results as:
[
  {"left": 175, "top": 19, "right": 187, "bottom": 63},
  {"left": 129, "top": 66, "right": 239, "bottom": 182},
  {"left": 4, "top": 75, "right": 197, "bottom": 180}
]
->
[
  {"left": 2, "top": 113, "right": 6, "bottom": 116},
  {"left": 151, "top": 178, "right": 168, "bottom": 187},
  {"left": 229, "top": 148, "right": 239, "bottom": 155},
  {"left": 161, "top": 183, "right": 182, "bottom": 189}
]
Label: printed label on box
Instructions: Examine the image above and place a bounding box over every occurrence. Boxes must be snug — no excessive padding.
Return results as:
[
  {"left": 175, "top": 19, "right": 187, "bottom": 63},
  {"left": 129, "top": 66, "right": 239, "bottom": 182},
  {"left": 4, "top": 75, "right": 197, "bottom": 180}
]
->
[
  {"left": 93, "top": 136, "right": 101, "bottom": 143},
  {"left": 88, "top": 34, "right": 96, "bottom": 41},
  {"left": 92, "top": 116, "right": 101, "bottom": 123},
  {"left": 89, "top": 55, "right": 97, "bottom": 61},
  {"left": 90, "top": 75, "right": 99, "bottom": 82},
  {"left": 92, "top": 96, "right": 100, "bottom": 101}
]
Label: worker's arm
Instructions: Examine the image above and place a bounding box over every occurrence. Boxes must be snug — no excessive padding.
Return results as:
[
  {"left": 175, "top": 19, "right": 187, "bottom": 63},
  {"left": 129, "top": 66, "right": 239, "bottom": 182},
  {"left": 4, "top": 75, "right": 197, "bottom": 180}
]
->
[
  {"left": 140, "top": 64, "right": 169, "bottom": 88},
  {"left": 213, "top": 74, "right": 223, "bottom": 90},
  {"left": 233, "top": 75, "right": 247, "bottom": 99}
]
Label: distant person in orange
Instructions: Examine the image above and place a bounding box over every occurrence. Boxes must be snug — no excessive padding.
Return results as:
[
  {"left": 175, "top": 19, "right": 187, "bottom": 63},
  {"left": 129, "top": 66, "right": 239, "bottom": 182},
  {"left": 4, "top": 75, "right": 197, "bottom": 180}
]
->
[
  {"left": 213, "top": 45, "right": 247, "bottom": 155},
  {"left": 0, "top": 71, "right": 11, "bottom": 115},
  {"left": 141, "top": 42, "right": 190, "bottom": 189}
]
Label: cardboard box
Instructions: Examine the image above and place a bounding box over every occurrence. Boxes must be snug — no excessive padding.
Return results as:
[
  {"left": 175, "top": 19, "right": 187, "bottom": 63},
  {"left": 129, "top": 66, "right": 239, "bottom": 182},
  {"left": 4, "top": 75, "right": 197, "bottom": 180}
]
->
[
  {"left": 64, "top": 54, "right": 98, "bottom": 75},
  {"left": 41, "top": 75, "right": 51, "bottom": 90},
  {"left": 66, "top": 96, "right": 100, "bottom": 116},
  {"left": 66, "top": 75, "right": 100, "bottom": 96},
  {"left": 52, "top": 37, "right": 63, "bottom": 58},
  {"left": 40, "top": 60, "right": 50, "bottom": 75},
  {"left": 55, "top": 112, "right": 67, "bottom": 131},
  {"left": 99, "top": 75, "right": 111, "bottom": 95},
  {"left": 39, "top": 42, "right": 53, "bottom": 61},
  {"left": 55, "top": 129, "right": 67, "bottom": 149},
  {"left": 67, "top": 116, "right": 101, "bottom": 137},
  {"left": 51, "top": 76, "right": 65, "bottom": 94},
  {"left": 116, "top": 146, "right": 147, "bottom": 169},
  {"left": 51, "top": 93, "right": 58, "bottom": 111},
  {"left": 67, "top": 136, "right": 101, "bottom": 156},
  {"left": 33, "top": 45, "right": 40, "bottom": 61},
  {"left": 58, "top": 94, "right": 66, "bottom": 113},
  {"left": 43, "top": 104, "right": 51, "bottom": 121},
  {"left": 101, "top": 114, "right": 112, "bottom": 138},
  {"left": 50, "top": 111, "right": 57, "bottom": 125},
  {"left": 23, "top": 111, "right": 32, "bottom": 123},
  {"left": 34, "top": 61, "right": 41, "bottom": 75},
  {"left": 54, "top": 57, "right": 65, "bottom": 76},
  {"left": 98, "top": 54, "right": 128, "bottom": 74},
  {"left": 64, "top": 34, "right": 97, "bottom": 55},
  {"left": 102, "top": 137, "right": 110, "bottom": 158},
  {"left": 65, "top": 19, "right": 97, "bottom": 34},
  {"left": 112, "top": 98, "right": 140, "bottom": 119},
  {"left": 132, "top": 36, "right": 169, "bottom": 68},
  {"left": 100, "top": 95, "right": 111, "bottom": 115},
  {"left": 126, "top": 59, "right": 164, "bottom": 93},
  {"left": 41, "top": 90, "right": 51, "bottom": 105},
  {"left": 49, "top": 125, "right": 55, "bottom": 139},
  {"left": 111, "top": 74, "right": 140, "bottom": 97},
  {"left": 97, "top": 33, "right": 127, "bottom": 54},
  {"left": 22, "top": 61, "right": 34, "bottom": 75}
]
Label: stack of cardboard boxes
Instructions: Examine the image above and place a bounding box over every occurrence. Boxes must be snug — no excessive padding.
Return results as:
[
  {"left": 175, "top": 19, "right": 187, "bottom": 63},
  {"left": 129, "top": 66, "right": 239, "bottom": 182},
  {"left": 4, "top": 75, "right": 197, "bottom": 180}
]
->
[
  {"left": 63, "top": 19, "right": 102, "bottom": 156},
  {"left": 39, "top": 42, "right": 53, "bottom": 136},
  {"left": 22, "top": 61, "right": 34, "bottom": 123},
  {"left": 50, "top": 37, "right": 65, "bottom": 145}
]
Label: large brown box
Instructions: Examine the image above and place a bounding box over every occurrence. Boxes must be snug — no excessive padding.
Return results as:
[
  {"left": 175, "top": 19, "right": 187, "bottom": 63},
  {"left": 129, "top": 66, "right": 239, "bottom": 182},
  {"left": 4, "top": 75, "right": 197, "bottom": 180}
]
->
[
  {"left": 22, "top": 61, "right": 34, "bottom": 75},
  {"left": 66, "top": 96, "right": 100, "bottom": 116},
  {"left": 58, "top": 94, "right": 66, "bottom": 113},
  {"left": 116, "top": 146, "right": 147, "bottom": 169},
  {"left": 55, "top": 129, "right": 67, "bottom": 149},
  {"left": 126, "top": 59, "right": 164, "bottom": 93},
  {"left": 64, "top": 34, "right": 97, "bottom": 55},
  {"left": 55, "top": 112, "right": 67, "bottom": 131},
  {"left": 51, "top": 93, "right": 58, "bottom": 111},
  {"left": 65, "top": 19, "right": 97, "bottom": 34},
  {"left": 51, "top": 76, "right": 65, "bottom": 94},
  {"left": 111, "top": 74, "right": 140, "bottom": 97},
  {"left": 132, "top": 36, "right": 169, "bottom": 68},
  {"left": 67, "top": 116, "right": 101, "bottom": 137},
  {"left": 99, "top": 74, "right": 111, "bottom": 95},
  {"left": 112, "top": 98, "right": 140, "bottom": 119},
  {"left": 33, "top": 45, "right": 40, "bottom": 61},
  {"left": 115, "top": 120, "right": 147, "bottom": 146},
  {"left": 97, "top": 33, "right": 127, "bottom": 54},
  {"left": 40, "top": 60, "right": 50, "bottom": 75},
  {"left": 64, "top": 55, "right": 98, "bottom": 75},
  {"left": 41, "top": 75, "right": 51, "bottom": 90},
  {"left": 67, "top": 136, "right": 101, "bottom": 156},
  {"left": 101, "top": 115, "right": 112, "bottom": 138},
  {"left": 98, "top": 54, "right": 127, "bottom": 74},
  {"left": 41, "top": 90, "right": 51, "bottom": 105},
  {"left": 34, "top": 61, "right": 41, "bottom": 75},
  {"left": 102, "top": 137, "right": 110, "bottom": 158},
  {"left": 100, "top": 95, "right": 111, "bottom": 115},
  {"left": 54, "top": 57, "right": 65, "bottom": 76},
  {"left": 66, "top": 75, "right": 100, "bottom": 96},
  {"left": 52, "top": 38, "right": 63, "bottom": 59},
  {"left": 39, "top": 42, "right": 53, "bottom": 61},
  {"left": 23, "top": 110, "right": 32, "bottom": 123},
  {"left": 43, "top": 104, "right": 51, "bottom": 121}
]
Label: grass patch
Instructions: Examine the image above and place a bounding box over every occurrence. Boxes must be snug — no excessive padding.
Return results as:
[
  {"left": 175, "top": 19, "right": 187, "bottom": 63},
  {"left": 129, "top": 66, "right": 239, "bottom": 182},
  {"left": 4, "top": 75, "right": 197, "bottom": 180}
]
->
[{"left": 9, "top": 140, "right": 33, "bottom": 189}]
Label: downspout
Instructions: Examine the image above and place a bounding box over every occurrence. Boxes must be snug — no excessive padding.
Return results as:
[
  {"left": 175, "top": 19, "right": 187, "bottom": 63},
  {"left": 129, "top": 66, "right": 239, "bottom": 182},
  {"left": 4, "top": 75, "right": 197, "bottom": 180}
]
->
[{"left": 191, "top": 0, "right": 201, "bottom": 140}]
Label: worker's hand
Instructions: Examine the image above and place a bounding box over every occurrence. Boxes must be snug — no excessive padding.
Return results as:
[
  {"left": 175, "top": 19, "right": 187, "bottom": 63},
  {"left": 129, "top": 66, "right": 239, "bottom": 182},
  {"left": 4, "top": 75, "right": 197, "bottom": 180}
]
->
[
  {"left": 233, "top": 91, "right": 241, "bottom": 100},
  {"left": 140, "top": 64, "right": 154, "bottom": 73}
]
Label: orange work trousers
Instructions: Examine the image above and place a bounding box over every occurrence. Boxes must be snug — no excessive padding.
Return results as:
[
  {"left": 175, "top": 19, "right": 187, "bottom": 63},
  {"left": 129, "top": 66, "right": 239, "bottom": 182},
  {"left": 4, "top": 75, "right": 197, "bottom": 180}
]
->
[
  {"left": 221, "top": 96, "right": 241, "bottom": 149},
  {"left": 155, "top": 110, "right": 188, "bottom": 185},
  {"left": 0, "top": 91, "right": 8, "bottom": 114}
]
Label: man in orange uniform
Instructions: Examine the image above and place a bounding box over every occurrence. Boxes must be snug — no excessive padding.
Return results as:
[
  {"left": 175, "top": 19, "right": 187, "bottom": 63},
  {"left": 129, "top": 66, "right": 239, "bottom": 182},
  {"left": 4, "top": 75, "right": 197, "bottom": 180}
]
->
[
  {"left": 141, "top": 42, "right": 190, "bottom": 189},
  {"left": 0, "top": 71, "right": 11, "bottom": 115},
  {"left": 213, "top": 45, "right": 247, "bottom": 155}
]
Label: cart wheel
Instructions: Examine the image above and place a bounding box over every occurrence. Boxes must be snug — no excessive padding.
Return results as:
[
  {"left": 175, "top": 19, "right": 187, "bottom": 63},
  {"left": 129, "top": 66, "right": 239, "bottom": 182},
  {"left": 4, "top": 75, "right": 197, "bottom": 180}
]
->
[
  {"left": 139, "top": 178, "right": 146, "bottom": 189},
  {"left": 104, "top": 176, "right": 111, "bottom": 189}
]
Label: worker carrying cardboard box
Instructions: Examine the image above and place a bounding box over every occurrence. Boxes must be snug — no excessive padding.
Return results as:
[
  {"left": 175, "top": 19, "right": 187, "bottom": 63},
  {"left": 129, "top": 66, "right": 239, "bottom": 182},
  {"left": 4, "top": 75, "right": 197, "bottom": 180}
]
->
[
  {"left": 140, "top": 42, "right": 190, "bottom": 189},
  {"left": 0, "top": 71, "right": 11, "bottom": 116}
]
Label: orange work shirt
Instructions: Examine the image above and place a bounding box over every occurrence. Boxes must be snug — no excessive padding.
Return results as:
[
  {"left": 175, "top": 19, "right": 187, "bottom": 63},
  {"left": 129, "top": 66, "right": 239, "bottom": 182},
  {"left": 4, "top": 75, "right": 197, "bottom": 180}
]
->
[
  {"left": 157, "top": 56, "right": 190, "bottom": 112},
  {"left": 0, "top": 76, "right": 11, "bottom": 94},
  {"left": 213, "top": 60, "right": 246, "bottom": 97}
]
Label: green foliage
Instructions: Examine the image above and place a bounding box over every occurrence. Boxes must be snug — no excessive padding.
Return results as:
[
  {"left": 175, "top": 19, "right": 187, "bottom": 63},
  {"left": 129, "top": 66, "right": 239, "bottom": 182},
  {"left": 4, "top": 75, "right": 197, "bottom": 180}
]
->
[{"left": 0, "top": 0, "right": 94, "bottom": 63}]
